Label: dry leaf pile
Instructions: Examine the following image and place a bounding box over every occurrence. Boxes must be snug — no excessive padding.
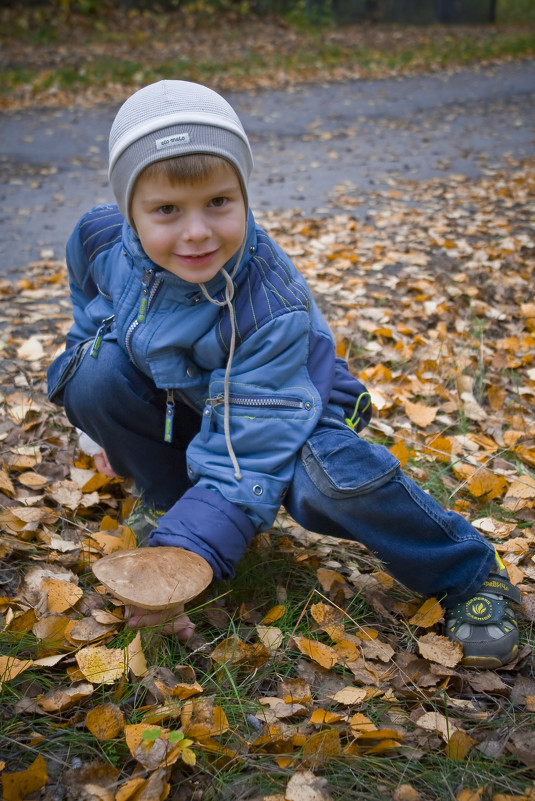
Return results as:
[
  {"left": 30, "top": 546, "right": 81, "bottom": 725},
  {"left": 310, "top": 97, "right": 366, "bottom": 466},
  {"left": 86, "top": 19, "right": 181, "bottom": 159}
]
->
[{"left": 0, "top": 157, "right": 534, "bottom": 800}]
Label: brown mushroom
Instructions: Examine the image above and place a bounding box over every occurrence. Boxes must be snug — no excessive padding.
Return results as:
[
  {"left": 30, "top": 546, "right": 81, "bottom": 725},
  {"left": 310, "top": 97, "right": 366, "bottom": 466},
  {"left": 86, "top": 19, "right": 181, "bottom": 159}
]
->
[{"left": 92, "top": 547, "right": 213, "bottom": 611}]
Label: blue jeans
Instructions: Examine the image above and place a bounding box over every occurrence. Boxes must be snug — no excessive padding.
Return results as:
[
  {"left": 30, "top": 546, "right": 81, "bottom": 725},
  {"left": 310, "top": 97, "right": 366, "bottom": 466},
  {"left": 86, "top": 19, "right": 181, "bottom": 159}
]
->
[{"left": 49, "top": 340, "right": 495, "bottom": 606}]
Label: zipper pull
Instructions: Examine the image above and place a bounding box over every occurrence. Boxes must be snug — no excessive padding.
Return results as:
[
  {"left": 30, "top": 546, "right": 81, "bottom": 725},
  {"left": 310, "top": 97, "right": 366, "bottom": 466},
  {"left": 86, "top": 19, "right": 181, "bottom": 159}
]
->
[
  {"left": 164, "top": 389, "right": 175, "bottom": 443},
  {"left": 90, "top": 315, "right": 115, "bottom": 359},
  {"left": 137, "top": 269, "right": 153, "bottom": 323}
]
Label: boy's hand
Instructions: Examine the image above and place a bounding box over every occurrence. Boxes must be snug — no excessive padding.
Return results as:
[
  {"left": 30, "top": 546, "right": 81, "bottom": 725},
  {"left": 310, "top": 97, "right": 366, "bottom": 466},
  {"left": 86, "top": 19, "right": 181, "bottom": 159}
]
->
[
  {"left": 124, "top": 604, "right": 195, "bottom": 641},
  {"left": 94, "top": 450, "right": 120, "bottom": 478}
]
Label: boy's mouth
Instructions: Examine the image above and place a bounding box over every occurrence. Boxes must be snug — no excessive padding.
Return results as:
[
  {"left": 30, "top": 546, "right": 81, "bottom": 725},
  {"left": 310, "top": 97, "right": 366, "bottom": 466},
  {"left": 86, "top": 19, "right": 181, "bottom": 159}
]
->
[{"left": 177, "top": 249, "right": 218, "bottom": 264}]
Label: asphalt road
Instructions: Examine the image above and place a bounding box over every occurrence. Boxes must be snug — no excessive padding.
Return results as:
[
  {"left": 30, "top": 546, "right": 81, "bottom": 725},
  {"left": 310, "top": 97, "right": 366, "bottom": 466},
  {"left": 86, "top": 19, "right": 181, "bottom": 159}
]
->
[{"left": 0, "top": 60, "right": 534, "bottom": 278}]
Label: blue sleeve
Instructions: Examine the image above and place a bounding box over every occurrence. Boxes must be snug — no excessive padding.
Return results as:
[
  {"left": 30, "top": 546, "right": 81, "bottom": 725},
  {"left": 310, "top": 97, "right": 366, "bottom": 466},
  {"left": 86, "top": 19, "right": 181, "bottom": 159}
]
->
[
  {"left": 64, "top": 205, "right": 123, "bottom": 348},
  {"left": 149, "top": 312, "right": 327, "bottom": 580}
]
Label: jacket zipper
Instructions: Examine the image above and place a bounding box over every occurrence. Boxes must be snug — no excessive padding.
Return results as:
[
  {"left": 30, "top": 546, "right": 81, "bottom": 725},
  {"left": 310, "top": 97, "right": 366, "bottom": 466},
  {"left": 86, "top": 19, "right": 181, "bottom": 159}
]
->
[
  {"left": 90, "top": 315, "right": 116, "bottom": 358},
  {"left": 125, "top": 269, "right": 162, "bottom": 364},
  {"left": 209, "top": 394, "right": 308, "bottom": 411}
]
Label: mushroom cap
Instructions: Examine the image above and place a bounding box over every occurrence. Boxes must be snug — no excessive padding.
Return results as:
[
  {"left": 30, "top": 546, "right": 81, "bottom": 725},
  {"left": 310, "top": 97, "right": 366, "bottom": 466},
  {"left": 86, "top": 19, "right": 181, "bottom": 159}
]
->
[{"left": 92, "top": 547, "right": 213, "bottom": 610}]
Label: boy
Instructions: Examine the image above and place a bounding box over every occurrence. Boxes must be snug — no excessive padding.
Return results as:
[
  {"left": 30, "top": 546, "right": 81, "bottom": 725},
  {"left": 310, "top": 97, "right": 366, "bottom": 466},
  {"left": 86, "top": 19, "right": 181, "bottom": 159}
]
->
[{"left": 47, "top": 80, "right": 521, "bottom": 667}]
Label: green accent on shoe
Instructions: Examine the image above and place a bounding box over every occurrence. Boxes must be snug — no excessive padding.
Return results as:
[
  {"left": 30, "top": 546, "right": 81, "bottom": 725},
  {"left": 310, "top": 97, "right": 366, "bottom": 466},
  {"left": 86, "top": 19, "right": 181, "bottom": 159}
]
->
[
  {"left": 446, "top": 556, "right": 520, "bottom": 669},
  {"left": 124, "top": 501, "right": 167, "bottom": 546}
]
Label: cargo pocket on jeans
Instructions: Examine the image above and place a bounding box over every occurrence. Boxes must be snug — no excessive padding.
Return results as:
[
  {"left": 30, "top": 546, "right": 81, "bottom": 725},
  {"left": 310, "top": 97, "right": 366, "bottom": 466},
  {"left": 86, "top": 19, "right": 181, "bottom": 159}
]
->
[{"left": 301, "top": 422, "right": 400, "bottom": 499}]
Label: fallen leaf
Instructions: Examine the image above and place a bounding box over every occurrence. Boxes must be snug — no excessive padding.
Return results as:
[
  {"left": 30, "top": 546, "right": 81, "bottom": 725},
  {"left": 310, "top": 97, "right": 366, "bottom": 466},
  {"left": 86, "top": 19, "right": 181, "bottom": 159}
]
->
[
  {"left": 1, "top": 754, "right": 48, "bottom": 801},
  {"left": 409, "top": 598, "right": 444, "bottom": 627},
  {"left": 404, "top": 399, "right": 438, "bottom": 427},
  {"left": 293, "top": 636, "right": 338, "bottom": 670},
  {"left": 285, "top": 769, "right": 334, "bottom": 800},
  {"left": 76, "top": 645, "right": 125, "bottom": 684},
  {"left": 85, "top": 703, "right": 125, "bottom": 740},
  {"left": 417, "top": 632, "right": 463, "bottom": 667}
]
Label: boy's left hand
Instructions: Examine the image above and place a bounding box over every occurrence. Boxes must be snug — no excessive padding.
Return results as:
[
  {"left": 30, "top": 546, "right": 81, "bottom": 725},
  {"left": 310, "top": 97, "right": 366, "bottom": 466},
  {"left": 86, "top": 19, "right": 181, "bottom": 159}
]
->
[{"left": 124, "top": 604, "right": 195, "bottom": 641}]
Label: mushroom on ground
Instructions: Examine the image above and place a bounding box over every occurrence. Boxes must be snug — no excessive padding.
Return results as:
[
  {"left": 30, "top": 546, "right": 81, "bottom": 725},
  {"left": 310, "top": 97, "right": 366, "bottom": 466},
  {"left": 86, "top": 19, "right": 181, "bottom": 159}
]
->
[{"left": 92, "top": 547, "right": 213, "bottom": 610}]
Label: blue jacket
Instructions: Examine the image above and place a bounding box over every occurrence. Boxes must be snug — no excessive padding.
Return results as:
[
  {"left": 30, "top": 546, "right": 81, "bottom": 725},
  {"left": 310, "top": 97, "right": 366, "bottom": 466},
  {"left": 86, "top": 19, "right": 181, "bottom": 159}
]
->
[{"left": 55, "top": 204, "right": 371, "bottom": 580}]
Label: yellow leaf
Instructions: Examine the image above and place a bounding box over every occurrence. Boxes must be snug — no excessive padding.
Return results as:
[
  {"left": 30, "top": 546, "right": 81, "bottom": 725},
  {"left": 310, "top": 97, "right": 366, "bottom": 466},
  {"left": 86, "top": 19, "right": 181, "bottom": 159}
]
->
[
  {"left": 302, "top": 729, "right": 341, "bottom": 764},
  {"left": 85, "top": 703, "right": 125, "bottom": 740},
  {"left": 446, "top": 728, "right": 477, "bottom": 760},
  {"left": 126, "top": 631, "right": 148, "bottom": 678},
  {"left": 292, "top": 636, "right": 338, "bottom": 670},
  {"left": 408, "top": 598, "right": 444, "bottom": 628},
  {"left": 76, "top": 645, "right": 125, "bottom": 684},
  {"left": 1, "top": 755, "right": 48, "bottom": 801},
  {"left": 348, "top": 712, "right": 377, "bottom": 733}
]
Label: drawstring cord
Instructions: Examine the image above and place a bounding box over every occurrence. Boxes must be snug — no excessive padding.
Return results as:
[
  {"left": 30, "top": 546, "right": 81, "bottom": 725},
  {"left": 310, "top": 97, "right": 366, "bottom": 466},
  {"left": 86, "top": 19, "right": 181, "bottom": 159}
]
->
[{"left": 199, "top": 237, "right": 247, "bottom": 481}]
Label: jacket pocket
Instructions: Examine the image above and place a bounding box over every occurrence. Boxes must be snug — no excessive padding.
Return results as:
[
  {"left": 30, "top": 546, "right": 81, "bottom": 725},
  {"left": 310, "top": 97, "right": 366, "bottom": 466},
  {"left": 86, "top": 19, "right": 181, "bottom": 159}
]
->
[
  {"left": 301, "top": 422, "right": 400, "bottom": 499},
  {"left": 47, "top": 340, "right": 92, "bottom": 404}
]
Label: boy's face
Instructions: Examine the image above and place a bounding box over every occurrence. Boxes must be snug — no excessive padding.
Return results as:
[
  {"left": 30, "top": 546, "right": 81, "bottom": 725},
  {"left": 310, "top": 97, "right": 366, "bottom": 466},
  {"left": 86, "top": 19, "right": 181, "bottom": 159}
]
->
[{"left": 130, "top": 160, "right": 246, "bottom": 283}]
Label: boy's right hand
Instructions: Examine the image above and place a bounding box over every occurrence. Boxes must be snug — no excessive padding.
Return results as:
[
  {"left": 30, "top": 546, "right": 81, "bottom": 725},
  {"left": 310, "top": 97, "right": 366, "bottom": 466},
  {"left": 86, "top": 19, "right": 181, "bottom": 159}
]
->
[
  {"left": 124, "top": 604, "right": 195, "bottom": 641},
  {"left": 94, "top": 450, "right": 120, "bottom": 478}
]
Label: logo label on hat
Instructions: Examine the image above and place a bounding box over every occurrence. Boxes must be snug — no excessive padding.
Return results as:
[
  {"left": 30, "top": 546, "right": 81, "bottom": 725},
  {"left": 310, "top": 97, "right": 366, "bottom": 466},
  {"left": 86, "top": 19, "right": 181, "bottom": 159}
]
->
[{"left": 156, "top": 133, "right": 190, "bottom": 150}]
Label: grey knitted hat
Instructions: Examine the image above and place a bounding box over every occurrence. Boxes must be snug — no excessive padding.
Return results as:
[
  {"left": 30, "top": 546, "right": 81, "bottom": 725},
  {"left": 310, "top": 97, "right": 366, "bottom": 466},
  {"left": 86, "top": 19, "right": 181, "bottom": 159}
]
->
[{"left": 109, "top": 80, "right": 254, "bottom": 224}]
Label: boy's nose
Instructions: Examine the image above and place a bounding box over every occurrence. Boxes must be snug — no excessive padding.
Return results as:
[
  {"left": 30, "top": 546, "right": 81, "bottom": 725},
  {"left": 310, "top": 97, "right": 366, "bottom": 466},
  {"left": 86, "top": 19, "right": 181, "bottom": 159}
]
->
[{"left": 183, "top": 212, "right": 210, "bottom": 241}]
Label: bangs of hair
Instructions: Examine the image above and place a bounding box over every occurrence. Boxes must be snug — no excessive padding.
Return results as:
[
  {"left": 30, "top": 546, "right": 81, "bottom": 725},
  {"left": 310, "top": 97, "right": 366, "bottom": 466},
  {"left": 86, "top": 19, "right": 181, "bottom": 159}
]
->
[{"left": 141, "top": 154, "right": 234, "bottom": 186}]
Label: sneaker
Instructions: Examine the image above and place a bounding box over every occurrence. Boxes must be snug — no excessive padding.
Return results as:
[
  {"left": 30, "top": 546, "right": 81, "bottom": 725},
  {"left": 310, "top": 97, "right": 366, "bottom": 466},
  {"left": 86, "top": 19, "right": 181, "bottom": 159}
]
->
[
  {"left": 446, "top": 552, "right": 521, "bottom": 669},
  {"left": 124, "top": 500, "right": 167, "bottom": 547}
]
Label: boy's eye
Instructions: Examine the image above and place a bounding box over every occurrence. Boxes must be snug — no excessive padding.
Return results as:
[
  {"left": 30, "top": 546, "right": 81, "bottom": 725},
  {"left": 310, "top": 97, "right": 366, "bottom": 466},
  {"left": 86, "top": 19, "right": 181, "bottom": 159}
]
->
[
  {"left": 210, "top": 197, "right": 227, "bottom": 208},
  {"left": 159, "top": 205, "right": 176, "bottom": 215}
]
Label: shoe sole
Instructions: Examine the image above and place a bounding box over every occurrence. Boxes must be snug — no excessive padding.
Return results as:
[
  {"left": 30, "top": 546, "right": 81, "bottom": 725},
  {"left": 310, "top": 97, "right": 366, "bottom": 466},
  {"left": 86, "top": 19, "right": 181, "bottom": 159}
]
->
[{"left": 461, "top": 643, "right": 518, "bottom": 669}]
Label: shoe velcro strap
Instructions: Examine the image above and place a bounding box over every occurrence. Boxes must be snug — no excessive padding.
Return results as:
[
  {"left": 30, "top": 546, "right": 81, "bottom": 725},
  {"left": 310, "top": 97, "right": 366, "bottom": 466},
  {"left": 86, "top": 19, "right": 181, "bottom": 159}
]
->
[
  {"left": 458, "top": 595, "right": 508, "bottom": 626},
  {"left": 480, "top": 573, "right": 521, "bottom": 604}
]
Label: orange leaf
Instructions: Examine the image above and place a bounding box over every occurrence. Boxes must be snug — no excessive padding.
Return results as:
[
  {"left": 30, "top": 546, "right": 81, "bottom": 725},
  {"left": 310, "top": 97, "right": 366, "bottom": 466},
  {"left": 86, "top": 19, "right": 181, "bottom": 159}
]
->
[
  {"left": 456, "top": 789, "right": 484, "bottom": 801},
  {"left": 42, "top": 578, "right": 83, "bottom": 613},
  {"left": 467, "top": 469, "right": 508, "bottom": 500},
  {"left": 408, "top": 598, "right": 444, "bottom": 628},
  {"left": 389, "top": 439, "right": 409, "bottom": 466},
  {"left": 261, "top": 604, "right": 286, "bottom": 625},
  {"left": 316, "top": 567, "right": 346, "bottom": 591},
  {"left": 404, "top": 399, "right": 438, "bottom": 427},
  {"left": 302, "top": 729, "right": 341, "bottom": 763},
  {"left": 85, "top": 702, "right": 125, "bottom": 740},
  {"left": 309, "top": 708, "right": 344, "bottom": 726},
  {"left": 292, "top": 636, "right": 338, "bottom": 670}
]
